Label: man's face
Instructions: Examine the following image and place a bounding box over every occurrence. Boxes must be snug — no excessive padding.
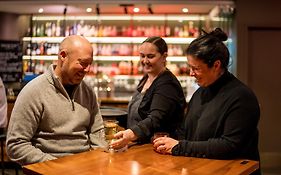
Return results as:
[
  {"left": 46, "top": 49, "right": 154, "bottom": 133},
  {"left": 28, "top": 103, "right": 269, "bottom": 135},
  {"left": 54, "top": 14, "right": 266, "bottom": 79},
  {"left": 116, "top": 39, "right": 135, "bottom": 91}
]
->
[{"left": 62, "top": 47, "right": 93, "bottom": 85}]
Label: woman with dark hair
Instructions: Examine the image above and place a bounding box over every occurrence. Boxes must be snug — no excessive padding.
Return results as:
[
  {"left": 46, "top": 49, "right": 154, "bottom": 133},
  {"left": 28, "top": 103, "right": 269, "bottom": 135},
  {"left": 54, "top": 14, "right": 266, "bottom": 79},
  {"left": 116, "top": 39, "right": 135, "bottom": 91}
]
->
[
  {"left": 110, "top": 36, "right": 186, "bottom": 148},
  {"left": 153, "top": 28, "right": 260, "bottom": 174}
]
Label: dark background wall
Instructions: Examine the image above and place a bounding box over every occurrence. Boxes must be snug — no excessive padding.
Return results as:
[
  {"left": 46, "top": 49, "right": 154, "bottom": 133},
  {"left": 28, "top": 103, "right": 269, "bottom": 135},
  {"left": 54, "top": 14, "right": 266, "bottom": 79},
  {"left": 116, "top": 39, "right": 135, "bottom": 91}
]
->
[
  {"left": 0, "top": 12, "right": 19, "bottom": 40},
  {"left": 236, "top": 0, "right": 281, "bottom": 172}
]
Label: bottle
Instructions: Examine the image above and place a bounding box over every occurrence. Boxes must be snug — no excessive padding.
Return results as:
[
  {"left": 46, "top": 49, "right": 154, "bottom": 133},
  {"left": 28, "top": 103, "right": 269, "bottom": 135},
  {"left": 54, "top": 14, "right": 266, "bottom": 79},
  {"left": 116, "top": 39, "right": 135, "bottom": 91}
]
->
[
  {"left": 39, "top": 42, "right": 44, "bottom": 55},
  {"left": 55, "top": 20, "right": 61, "bottom": 37},
  {"left": 188, "top": 21, "right": 195, "bottom": 37},
  {"left": 165, "top": 26, "right": 171, "bottom": 37},
  {"left": 32, "top": 24, "right": 37, "bottom": 37},
  {"left": 46, "top": 22, "right": 52, "bottom": 37},
  {"left": 26, "top": 43, "right": 31, "bottom": 55},
  {"left": 39, "top": 24, "right": 45, "bottom": 36}
]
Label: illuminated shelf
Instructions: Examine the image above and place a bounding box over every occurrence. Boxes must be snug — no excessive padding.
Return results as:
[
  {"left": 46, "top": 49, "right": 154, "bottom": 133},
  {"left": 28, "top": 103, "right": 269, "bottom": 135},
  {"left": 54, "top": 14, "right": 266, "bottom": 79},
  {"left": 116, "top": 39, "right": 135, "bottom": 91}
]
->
[
  {"left": 22, "top": 37, "right": 196, "bottom": 44},
  {"left": 22, "top": 55, "right": 187, "bottom": 62},
  {"left": 111, "top": 75, "right": 194, "bottom": 82},
  {"left": 32, "top": 15, "right": 208, "bottom": 21}
]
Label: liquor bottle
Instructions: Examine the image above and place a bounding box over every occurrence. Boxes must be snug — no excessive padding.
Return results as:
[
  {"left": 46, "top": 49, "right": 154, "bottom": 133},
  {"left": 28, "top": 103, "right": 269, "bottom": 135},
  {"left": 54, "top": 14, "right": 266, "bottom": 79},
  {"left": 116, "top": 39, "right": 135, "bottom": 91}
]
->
[
  {"left": 55, "top": 20, "right": 61, "bottom": 37},
  {"left": 165, "top": 26, "right": 171, "bottom": 37},
  {"left": 188, "top": 21, "right": 196, "bottom": 37},
  {"left": 39, "top": 24, "right": 45, "bottom": 36},
  {"left": 39, "top": 42, "right": 44, "bottom": 55},
  {"left": 183, "top": 25, "right": 189, "bottom": 37},
  {"left": 32, "top": 24, "right": 37, "bottom": 37},
  {"left": 51, "top": 22, "right": 56, "bottom": 37},
  {"left": 46, "top": 22, "right": 52, "bottom": 37},
  {"left": 26, "top": 43, "right": 31, "bottom": 55}
]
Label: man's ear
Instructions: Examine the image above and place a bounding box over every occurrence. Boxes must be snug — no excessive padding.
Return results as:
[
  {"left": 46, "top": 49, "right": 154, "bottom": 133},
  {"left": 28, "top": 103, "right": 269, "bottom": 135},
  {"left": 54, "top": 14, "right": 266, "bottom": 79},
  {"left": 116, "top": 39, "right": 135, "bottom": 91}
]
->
[{"left": 60, "top": 50, "right": 67, "bottom": 61}]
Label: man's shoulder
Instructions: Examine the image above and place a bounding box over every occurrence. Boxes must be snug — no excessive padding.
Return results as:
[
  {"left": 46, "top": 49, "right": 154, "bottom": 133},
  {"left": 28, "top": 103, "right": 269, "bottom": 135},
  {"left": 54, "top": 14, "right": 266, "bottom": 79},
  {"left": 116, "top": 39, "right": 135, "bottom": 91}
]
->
[{"left": 19, "top": 74, "right": 49, "bottom": 96}]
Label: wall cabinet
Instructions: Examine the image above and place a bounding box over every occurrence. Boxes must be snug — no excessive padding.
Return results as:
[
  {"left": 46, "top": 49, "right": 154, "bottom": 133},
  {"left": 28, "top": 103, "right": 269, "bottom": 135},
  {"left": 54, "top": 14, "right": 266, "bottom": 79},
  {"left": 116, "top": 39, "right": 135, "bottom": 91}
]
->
[{"left": 22, "top": 14, "right": 232, "bottom": 99}]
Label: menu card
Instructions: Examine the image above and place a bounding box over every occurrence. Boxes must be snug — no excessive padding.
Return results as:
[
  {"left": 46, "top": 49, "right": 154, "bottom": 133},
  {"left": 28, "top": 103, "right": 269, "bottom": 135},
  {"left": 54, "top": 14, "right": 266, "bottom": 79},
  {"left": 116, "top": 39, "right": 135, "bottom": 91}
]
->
[{"left": 0, "top": 40, "right": 23, "bottom": 83}]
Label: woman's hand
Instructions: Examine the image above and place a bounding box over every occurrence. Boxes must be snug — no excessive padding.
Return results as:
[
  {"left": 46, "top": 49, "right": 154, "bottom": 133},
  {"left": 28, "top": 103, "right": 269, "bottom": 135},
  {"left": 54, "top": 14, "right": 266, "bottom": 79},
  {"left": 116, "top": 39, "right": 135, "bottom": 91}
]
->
[
  {"left": 110, "top": 129, "right": 137, "bottom": 149},
  {"left": 153, "top": 137, "right": 179, "bottom": 154}
]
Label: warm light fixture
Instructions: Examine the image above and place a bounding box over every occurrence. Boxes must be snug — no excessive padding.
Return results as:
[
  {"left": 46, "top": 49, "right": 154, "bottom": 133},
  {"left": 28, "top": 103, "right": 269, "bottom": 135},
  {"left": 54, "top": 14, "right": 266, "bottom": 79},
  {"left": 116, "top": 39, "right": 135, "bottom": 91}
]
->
[
  {"left": 86, "top": 8, "right": 92, "bottom": 13},
  {"left": 38, "top": 8, "right": 44, "bottom": 13},
  {"left": 120, "top": 4, "right": 133, "bottom": 14},
  {"left": 133, "top": 7, "right": 139, "bottom": 13},
  {"left": 63, "top": 4, "right": 67, "bottom": 15},
  {"left": 148, "top": 4, "right": 153, "bottom": 14},
  {"left": 182, "top": 8, "right": 189, "bottom": 13},
  {"left": 96, "top": 4, "right": 100, "bottom": 15}
]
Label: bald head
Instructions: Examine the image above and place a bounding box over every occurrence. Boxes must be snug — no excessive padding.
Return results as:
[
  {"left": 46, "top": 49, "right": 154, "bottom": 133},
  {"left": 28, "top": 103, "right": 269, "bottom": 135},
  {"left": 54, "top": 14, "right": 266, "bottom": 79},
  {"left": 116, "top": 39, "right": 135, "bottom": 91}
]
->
[
  {"left": 55, "top": 35, "right": 94, "bottom": 85},
  {"left": 59, "top": 35, "right": 93, "bottom": 56}
]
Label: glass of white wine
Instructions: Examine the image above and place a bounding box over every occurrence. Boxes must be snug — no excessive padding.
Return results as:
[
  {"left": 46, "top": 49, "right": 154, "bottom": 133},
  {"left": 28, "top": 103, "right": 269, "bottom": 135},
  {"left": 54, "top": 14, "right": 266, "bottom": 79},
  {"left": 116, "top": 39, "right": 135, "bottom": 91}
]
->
[{"left": 104, "top": 120, "right": 119, "bottom": 143}]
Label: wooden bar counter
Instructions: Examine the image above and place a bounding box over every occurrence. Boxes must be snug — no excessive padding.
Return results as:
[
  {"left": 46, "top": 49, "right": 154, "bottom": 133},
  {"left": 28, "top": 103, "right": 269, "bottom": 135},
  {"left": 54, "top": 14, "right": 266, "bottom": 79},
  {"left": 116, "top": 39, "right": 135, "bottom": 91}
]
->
[{"left": 22, "top": 144, "right": 259, "bottom": 175}]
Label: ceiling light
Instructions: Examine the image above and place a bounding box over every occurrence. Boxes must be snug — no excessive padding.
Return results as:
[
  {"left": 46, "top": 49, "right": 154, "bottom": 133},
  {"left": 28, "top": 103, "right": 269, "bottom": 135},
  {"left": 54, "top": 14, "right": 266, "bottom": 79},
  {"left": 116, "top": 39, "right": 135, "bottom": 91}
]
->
[
  {"left": 182, "top": 8, "right": 189, "bottom": 13},
  {"left": 133, "top": 7, "right": 139, "bottom": 13},
  {"left": 86, "top": 8, "right": 92, "bottom": 13},
  {"left": 38, "top": 8, "right": 44, "bottom": 13}
]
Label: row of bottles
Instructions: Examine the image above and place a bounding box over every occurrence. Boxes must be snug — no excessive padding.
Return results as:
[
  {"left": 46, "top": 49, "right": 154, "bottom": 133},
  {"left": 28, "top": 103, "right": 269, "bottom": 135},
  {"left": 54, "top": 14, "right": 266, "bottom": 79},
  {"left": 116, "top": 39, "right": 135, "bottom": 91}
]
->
[
  {"left": 26, "top": 43, "right": 59, "bottom": 55},
  {"left": 23, "top": 60, "right": 52, "bottom": 75},
  {"left": 25, "top": 42, "right": 185, "bottom": 56},
  {"left": 29, "top": 20, "right": 200, "bottom": 38},
  {"left": 23, "top": 59, "right": 190, "bottom": 76}
]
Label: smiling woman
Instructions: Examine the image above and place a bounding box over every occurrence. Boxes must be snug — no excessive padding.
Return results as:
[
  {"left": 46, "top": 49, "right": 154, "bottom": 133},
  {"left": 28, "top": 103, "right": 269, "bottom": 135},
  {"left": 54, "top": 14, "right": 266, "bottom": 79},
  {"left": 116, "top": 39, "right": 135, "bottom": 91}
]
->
[
  {"left": 109, "top": 36, "right": 186, "bottom": 151},
  {"left": 153, "top": 28, "right": 261, "bottom": 175}
]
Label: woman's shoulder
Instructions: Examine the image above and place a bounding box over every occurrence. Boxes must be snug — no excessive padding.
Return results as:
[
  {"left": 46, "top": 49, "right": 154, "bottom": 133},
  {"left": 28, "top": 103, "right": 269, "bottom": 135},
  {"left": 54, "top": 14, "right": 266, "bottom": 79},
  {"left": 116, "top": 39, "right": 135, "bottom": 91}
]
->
[
  {"left": 223, "top": 77, "right": 258, "bottom": 102},
  {"left": 156, "top": 69, "right": 180, "bottom": 84}
]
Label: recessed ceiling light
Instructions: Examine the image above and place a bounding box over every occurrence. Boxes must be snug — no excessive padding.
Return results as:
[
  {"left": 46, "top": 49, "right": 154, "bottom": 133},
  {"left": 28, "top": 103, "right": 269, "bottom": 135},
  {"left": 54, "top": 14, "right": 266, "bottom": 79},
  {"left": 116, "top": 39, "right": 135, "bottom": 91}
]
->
[
  {"left": 182, "top": 8, "right": 189, "bottom": 13},
  {"left": 38, "top": 8, "right": 44, "bottom": 13},
  {"left": 133, "top": 7, "right": 140, "bottom": 13},
  {"left": 86, "top": 8, "right": 92, "bottom": 13}
]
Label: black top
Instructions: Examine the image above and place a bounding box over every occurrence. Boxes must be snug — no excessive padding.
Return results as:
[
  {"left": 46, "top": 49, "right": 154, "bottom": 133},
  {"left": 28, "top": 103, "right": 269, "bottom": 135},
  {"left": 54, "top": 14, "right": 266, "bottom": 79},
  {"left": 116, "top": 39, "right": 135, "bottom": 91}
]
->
[
  {"left": 173, "top": 71, "right": 260, "bottom": 161},
  {"left": 128, "top": 69, "right": 186, "bottom": 142}
]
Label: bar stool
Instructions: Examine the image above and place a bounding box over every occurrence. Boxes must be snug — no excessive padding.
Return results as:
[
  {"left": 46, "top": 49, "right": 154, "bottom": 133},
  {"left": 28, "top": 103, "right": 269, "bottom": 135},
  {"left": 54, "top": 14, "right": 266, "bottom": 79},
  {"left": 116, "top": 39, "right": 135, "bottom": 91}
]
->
[{"left": 0, "top": 128, "right": 21, "bottom": 175}]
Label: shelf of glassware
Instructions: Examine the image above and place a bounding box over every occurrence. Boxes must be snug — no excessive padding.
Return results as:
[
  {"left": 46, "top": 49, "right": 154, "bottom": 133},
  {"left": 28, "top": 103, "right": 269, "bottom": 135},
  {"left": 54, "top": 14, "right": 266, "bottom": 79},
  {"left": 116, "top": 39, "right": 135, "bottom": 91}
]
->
[
  {"left": 22, "top": 36, "right": 195, "bottom": 44},
  {"left": 22, "top": 36, "right": 194, "bottom": 62},
  {"left": 22, "top": 55, "right": 187, "bottom": 62},
  {"left": 84, "top": 74, "right": 198, "bottom": 102}
]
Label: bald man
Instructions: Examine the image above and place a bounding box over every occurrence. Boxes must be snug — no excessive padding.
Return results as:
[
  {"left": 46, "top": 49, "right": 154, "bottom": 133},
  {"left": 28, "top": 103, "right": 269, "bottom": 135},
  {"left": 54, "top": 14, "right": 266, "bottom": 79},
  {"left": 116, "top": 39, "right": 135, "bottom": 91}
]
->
[{"left": 6, "top": 35, "right": 107, "bottom": 165}]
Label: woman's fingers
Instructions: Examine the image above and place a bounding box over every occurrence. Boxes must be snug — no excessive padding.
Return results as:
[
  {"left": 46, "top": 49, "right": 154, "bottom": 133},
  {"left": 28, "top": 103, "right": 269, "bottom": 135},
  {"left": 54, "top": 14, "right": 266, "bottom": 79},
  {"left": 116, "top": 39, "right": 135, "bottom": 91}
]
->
[{"left": 113, "top": 131, "right": 123, "bottom": 139}]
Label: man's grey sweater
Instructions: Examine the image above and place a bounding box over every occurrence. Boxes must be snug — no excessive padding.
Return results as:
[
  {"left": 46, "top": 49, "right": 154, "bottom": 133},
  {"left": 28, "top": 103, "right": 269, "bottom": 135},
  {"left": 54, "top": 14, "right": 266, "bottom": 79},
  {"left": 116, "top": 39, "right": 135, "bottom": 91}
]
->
[{"left": 6, "top": 65, "right": 107, "bottom": 165}]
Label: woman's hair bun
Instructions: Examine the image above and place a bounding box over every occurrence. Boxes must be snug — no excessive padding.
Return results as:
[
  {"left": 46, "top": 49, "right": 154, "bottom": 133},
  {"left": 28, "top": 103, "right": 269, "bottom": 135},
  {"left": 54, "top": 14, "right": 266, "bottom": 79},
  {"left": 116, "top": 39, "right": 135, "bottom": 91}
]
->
[{"left": 210, "top": 28, "right": 228, "bottom": 41}]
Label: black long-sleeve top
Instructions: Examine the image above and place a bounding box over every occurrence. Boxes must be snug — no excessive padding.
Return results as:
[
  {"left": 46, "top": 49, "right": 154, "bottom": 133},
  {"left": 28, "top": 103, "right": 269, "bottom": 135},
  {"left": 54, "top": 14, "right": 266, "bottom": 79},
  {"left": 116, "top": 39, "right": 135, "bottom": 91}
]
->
[
  {"left": 172, "top": 71, "right": 260, "bottom": 161},
  {"left": 128, "top": 69, "right": 186, "bottom": 142}
]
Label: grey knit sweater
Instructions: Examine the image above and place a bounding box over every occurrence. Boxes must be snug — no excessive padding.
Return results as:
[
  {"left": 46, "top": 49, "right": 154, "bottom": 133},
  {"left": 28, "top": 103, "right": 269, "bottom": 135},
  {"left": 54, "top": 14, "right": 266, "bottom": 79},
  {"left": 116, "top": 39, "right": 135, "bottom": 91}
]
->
[{"left": 6, "top": 65, "right": 107, "bottom": 165}]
